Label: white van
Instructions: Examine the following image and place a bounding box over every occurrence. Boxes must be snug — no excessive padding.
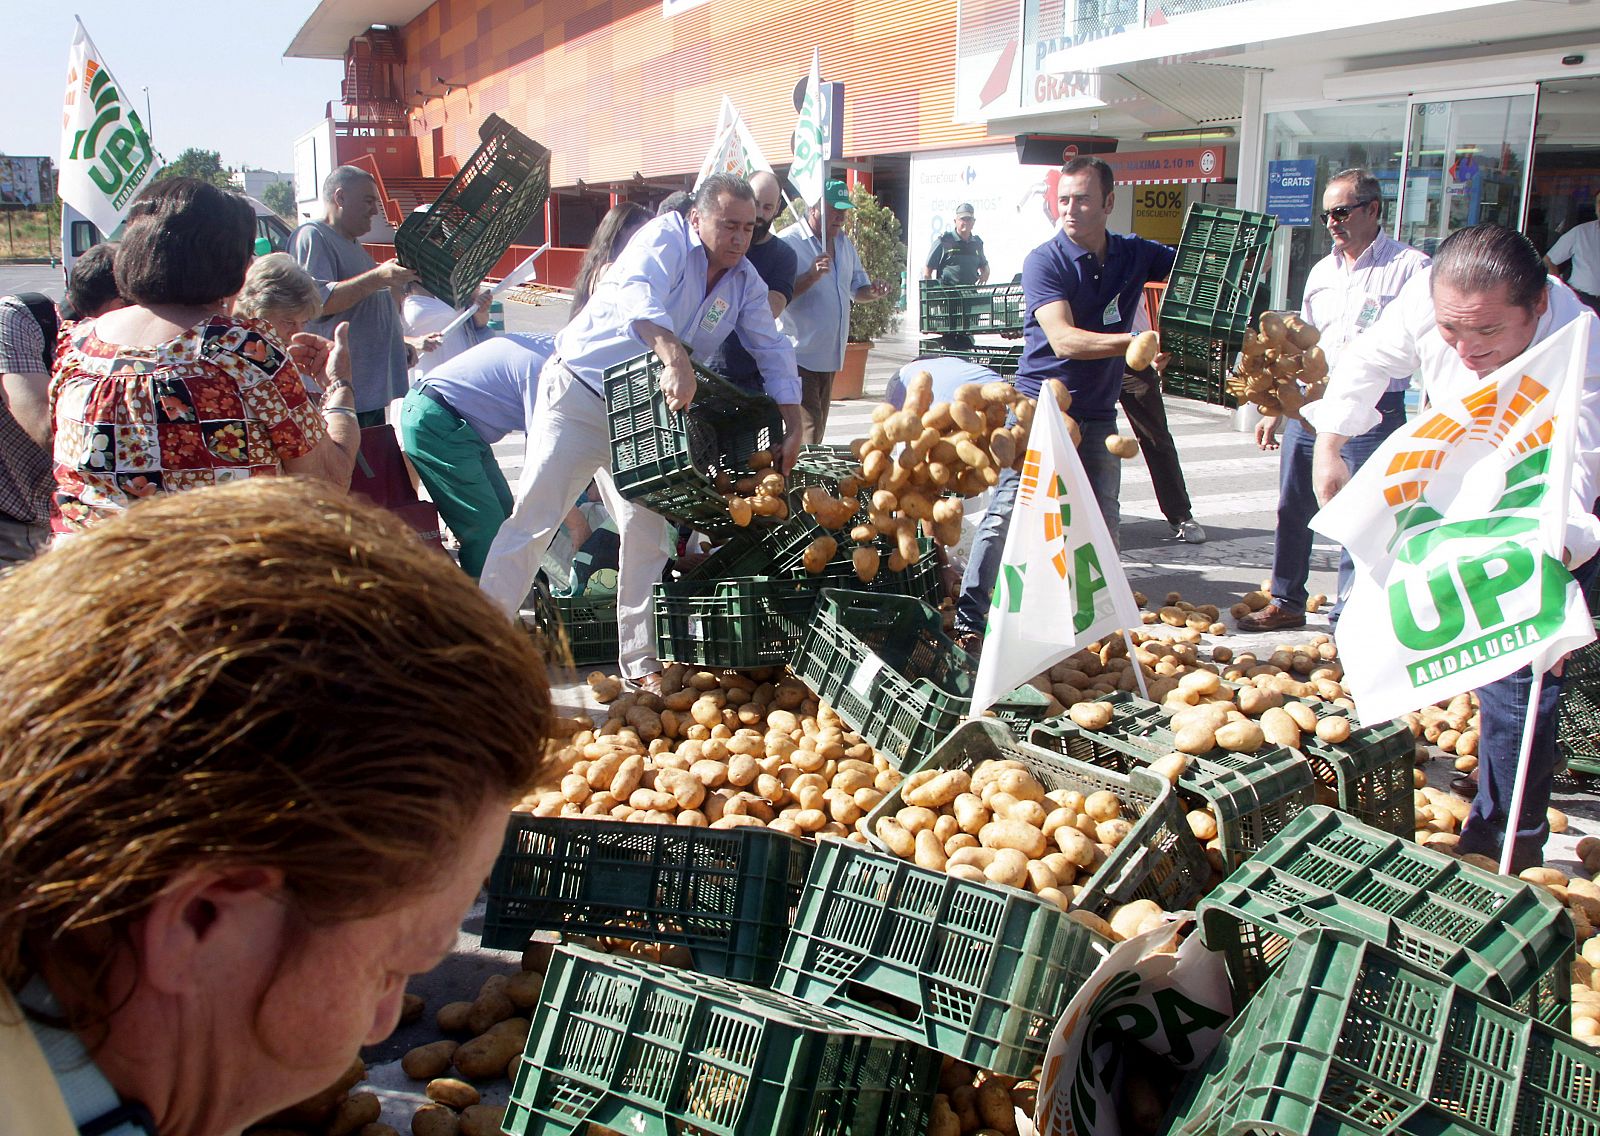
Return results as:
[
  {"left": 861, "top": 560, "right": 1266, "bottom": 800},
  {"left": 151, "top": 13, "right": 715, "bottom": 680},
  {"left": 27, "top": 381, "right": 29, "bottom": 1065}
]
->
[{"left": 61, "top": 194, "right": 293, "bottom": 278}]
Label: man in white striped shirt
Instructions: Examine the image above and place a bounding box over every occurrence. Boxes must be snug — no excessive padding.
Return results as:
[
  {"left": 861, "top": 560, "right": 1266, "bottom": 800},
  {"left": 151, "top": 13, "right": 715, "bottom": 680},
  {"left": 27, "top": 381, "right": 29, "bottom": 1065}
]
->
[{"left": 1240, "top": 169, "right": 1429, "bottom": 633}]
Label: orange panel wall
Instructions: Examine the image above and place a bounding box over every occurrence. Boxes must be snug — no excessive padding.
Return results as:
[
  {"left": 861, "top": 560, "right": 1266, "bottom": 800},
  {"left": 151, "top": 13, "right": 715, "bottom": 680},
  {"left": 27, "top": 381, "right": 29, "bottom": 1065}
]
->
[{"left": 399, "top": 0, "right": 994, "bottom": 187}]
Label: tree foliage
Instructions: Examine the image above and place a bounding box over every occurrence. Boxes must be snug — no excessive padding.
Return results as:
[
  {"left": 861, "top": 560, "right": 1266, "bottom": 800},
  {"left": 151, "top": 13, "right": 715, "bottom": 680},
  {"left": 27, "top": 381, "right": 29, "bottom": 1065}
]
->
[
  {"left": 261, "top": 180, "right": 296, "bottom": 219},
  {"left": 153, "top": 148, "right": 233, "bottom": 189},
  {"left": 845, "top": 183, "right": 906, "bottom": 343}
]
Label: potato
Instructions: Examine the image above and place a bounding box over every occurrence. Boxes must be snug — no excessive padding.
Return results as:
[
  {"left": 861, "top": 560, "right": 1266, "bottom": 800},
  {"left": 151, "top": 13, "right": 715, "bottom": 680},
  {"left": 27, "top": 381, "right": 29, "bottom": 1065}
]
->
[
  {"left": 1054, "top": 826, "right": 1097, "bottom": 868},
  {"left": 1096, "top": 818, "right": 1133, "bottom": 847},
  {"left": 979, "top": 819, "right": 1048, "bottom": 859},
  {"left": 330, "top": 1094, "right": 382, "bottom": 1136},
  {"left": 1315, "top": 716, "right": 1352, "bottom": 744},
  {"left": 983, "top": 848, "right": 1031, "bottom": 889},
  {"left": 1215, "top": 719, "right": 1265, "bottom": 753},
  {"left": 1187, "top": 809, "right": 1218, "bottom": 842},
  {"left": 876, "top": 817, "right": 916, "bottom": 858},
  {"left": 426, "top": 1079, "right": 481, "bottom": 1110},
  {"left": 1173, "top": 723, "right": 1217, "bottom": 755},
  {"left": 403, "top": 1040, "right": 461, "bottom": 1081},
  {"left": 726, "top": 495, "right": 753, "bottom": 526},
  {"left": 1150, "top": 752, "right": 1189, "bottom": 785},
  {"left": 914, "top": 827, "right": 950, "bottom": 871},
  {"left": 458, "top": 1106, "right": 505, "bottom": 1136},
  {"left": 904, "top": 768, "right": 971, "bottom": 809},
  {"left": 1104, "top": 434, "right": 1140, "bottom": 459},
  {"left": 359, "top": 1126, "right": 401, "bottom": 1136},
  {"left": 435, "top": 1001, "right": 474, "bottom": 1034},
  {"left": 801, "top": 535, "right": 838, "bottom": 574},
  {"left": 454, "top": 1018, "right": 529, "bottom": 1081},
  {"left": 976, "top": 1076, "right": 1020, "bottom": 1134},
  {"left": 1126, "top": 330, "right": 1159, "bottom": 370},
  {"left": 1068, "top": 702, "right": 1114, "bottom": 731},
  {"left": 1282, "top": 701, "right": 1319, "bottom": 733},
  {"left": 1259, "top": 706, "right": 1303, "bottom": 750},
  {"left": 411, "top": 1104, "right": 460, "bottom": 1136},
  {"left": 1109, "top": 899, "right": 1165, "bottom": 942}
]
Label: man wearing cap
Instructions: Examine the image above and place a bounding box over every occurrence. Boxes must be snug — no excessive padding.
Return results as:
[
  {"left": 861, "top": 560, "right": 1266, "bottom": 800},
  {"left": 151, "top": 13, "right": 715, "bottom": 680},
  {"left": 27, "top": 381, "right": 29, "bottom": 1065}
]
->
[
  {"left": 779, "top": 180, "right": 892, "bottom": 442},
  {"left": 924, "top": 203, "right": 990, "bottom": 287}
]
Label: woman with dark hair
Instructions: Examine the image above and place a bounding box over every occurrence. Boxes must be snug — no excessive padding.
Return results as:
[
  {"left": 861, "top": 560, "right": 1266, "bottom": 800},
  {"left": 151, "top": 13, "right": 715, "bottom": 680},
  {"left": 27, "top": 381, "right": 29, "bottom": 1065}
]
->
[
  {"left": 568, "top": 201, "right": 650, "bottom": 316},
  {"left": 47, "top": 178, "right": 358, "bottom": 533},
  {"left": 0, "top": 477, "right": 553, "bottom": 1136}
]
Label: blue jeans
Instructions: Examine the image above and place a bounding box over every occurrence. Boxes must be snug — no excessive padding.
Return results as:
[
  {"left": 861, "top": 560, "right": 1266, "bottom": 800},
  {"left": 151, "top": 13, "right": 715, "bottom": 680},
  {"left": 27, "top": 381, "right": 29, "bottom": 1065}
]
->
[
  {"left": 956, "top": 415, "right": 1121, "bottom": 634},
  {"left": 1270, "top": 390, "right": 1407, "bottom": 622},
  {"left": 1457, "top": 547, "right": 1600, "bottom": 870}
]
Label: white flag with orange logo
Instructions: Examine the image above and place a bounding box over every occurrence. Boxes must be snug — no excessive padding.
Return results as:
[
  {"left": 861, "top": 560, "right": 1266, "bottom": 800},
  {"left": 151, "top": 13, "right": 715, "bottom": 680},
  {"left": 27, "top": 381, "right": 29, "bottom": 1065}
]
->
[
  {"left": 59, "top": 19, "right": 161, "bottom": 236},
  {"left": 1312, "top": 318, "right": 1595, "bottom": 725},
  {"left": 970, "top": 401, "right": 1143, "bottom": 717},
  {"left": 695, "top": 97, "right": 774, "bottom": 188}
]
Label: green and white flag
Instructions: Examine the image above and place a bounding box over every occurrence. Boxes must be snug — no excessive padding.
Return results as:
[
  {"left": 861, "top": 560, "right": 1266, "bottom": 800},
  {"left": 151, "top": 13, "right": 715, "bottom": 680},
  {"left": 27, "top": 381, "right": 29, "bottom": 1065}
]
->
[
  {"left": 970, "top": 399, "right": 1143, "bottom": 717},
  {"left": 789, "top": 48, "right": 826, "bottom": 205},
  {"left": 59, "top": 19, "right": 161, "bottom": 236},
  {"left": 695, "top": 97, "right": 774, "bottom": 188},
  {"left": 1311, "top": 318, "right": 1595, "bottom": 726}
]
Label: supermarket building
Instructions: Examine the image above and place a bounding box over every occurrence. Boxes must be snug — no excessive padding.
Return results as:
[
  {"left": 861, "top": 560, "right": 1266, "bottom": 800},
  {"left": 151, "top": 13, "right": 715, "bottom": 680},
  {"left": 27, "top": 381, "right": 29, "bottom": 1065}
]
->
[{"left": 285, "top": 0, "right": 1600, "bottom": 313}]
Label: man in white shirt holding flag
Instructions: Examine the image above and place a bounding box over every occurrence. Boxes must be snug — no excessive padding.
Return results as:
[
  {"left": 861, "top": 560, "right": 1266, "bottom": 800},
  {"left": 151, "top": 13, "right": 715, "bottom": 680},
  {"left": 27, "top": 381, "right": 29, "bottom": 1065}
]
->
[{"left": 1307, "top": 223, "right": 1600, "bottom": 871}]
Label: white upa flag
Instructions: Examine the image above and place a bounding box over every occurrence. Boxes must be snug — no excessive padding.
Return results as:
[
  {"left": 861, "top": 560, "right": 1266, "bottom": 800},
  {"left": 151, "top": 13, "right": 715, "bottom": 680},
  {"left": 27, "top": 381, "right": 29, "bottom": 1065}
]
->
[
  {"left": 1311, "top": 318, "right": 1596, "bottom": 726},
  {"left": 695, "top": 96, "right": 775, "bottom": 188},
  {"left": 59, "top": 19, "right": 161, "bottom": 236},
  {"left": 970, "top": 399, "right": 1144, "bottom": 716},
  {"left": 789, "top": 47, "right": 827, "bottom": 206}
]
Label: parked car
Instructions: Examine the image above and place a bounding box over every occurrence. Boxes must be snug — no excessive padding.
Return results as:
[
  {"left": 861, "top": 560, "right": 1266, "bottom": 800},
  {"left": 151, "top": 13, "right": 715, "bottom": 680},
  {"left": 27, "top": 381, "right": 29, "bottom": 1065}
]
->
[{"left": 61, "top": 194, "right": 291, "bottom": 278}]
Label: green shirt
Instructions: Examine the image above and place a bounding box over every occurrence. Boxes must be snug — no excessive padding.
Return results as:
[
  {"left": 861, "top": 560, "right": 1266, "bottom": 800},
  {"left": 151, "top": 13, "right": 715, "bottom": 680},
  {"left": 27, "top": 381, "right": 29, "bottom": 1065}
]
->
[{"left": 926, "top": 232, "right": 988, "bottom": 285}]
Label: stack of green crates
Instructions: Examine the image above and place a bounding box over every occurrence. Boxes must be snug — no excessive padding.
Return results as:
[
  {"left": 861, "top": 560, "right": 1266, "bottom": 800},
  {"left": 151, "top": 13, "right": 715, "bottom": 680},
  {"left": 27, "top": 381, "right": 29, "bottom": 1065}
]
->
[
  {"left": 1557, "top": 572, "right": 1600, "bottom": 776},
  {"left": 1163, "top": 930, "right": 1600, "bottom": 1135},
  {"left": 919, "top": 282, "right": 1025, "bottom": 335},
  {"left": 529, "top": 588, "right": 618, "bottom": 670},
  {"left": 1196, "top": 804, "right": 1574, "bottom": 1029},
  {"left": 1158, "top": 203, "right": 1276, "bottom": 406},
  {"left": 504, "top": 945, "right": 940, "bottom": 1136}
]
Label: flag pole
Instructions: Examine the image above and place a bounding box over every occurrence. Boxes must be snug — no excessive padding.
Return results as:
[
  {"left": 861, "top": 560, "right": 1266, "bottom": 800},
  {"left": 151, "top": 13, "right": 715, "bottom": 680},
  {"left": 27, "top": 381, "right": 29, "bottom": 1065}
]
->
[
  {"left": 1498, "top": 668, "right": 1544, "bottom": 876},
  {"left": 1121, "top": 629, "right": 1151, "bottom": 701}
]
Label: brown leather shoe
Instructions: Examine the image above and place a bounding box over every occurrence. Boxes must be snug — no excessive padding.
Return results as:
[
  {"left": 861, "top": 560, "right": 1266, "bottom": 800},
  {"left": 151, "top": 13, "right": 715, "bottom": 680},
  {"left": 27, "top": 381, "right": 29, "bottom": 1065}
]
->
[{"left": 1235, "top": 603, "right": 1306, "bottom": 632}]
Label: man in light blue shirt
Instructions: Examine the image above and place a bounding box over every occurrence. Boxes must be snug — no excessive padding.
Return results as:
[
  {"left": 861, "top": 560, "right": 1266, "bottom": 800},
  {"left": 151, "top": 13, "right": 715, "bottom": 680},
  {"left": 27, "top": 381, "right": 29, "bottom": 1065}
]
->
[
  {"left": 779, "top": 180, "right": 890, "bottom": 440},
  {"left": 479, "top": 174, "right": 802, "bottom": 689}
]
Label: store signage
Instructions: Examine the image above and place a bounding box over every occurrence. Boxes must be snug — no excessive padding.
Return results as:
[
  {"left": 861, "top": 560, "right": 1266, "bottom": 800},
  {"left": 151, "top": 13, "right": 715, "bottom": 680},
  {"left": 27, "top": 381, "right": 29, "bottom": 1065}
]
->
[
  {"left": 1101, "top": 147, "right": 1225, "bottom": 186},
  {"left": 1266, "top": 159, "right": 1318, "bottom": 226},
  {"left": 1132, "top": 185, "right": 1185, "bottom": 244}
]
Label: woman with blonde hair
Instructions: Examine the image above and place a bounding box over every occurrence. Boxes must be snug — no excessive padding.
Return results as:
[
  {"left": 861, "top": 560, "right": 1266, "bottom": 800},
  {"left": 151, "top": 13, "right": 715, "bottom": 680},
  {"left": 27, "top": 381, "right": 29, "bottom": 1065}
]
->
[
  {"left": 235, "top": 251, "right": 324, "bottom": 345},
  {"left": 0, "top": 477, "right": 553, "bottom": 1136}
]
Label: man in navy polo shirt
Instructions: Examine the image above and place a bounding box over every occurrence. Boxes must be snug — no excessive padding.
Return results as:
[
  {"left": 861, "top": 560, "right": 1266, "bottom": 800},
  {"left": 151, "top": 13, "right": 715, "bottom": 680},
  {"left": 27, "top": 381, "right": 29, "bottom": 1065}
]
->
[{"left": 953, "top": 156, "right": 1175, "bottom": 655}]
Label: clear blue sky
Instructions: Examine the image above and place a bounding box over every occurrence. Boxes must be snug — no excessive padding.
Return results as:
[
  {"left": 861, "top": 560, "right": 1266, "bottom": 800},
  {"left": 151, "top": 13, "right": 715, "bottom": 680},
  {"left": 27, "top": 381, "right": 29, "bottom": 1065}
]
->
[{"left": 1, "top": 3, "right": 345, "bottom": 173}]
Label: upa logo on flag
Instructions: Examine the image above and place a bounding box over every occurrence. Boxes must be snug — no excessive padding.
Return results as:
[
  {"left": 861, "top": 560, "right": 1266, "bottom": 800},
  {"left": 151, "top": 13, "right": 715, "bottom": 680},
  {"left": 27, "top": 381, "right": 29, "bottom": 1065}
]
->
[
  {"left": 1374, "top": 375, "right": 1568, "bottom": 687},
  {"left": 64, "top": 55, "right": 154, "bottom": 211},
  {"left": 991, "top": 444, "right": 1111, "bottom": 636}
]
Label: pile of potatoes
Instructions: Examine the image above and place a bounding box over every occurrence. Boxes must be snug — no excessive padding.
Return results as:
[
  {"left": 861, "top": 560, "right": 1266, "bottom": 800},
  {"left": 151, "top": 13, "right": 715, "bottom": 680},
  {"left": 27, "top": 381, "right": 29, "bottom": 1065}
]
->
[
  {"left": 244, "top": 1060, "right": 386, "bottom": 1136},
  {"left": 1224, "top": 311, "right": 1327, "bottom": 418},
  {"left": 928, "top": 1060, "right": 1036, "bottom": 1136},
  {"left": 719, "top": 457, "right": 790, "bottom": 528},
  {"left": 1232, "top": 584, "right": 1330, "bottom": 619},
  {"left": 870, "top": 753, "right": 1189, "bottom": 940},
  {"left": 518, "top": 664, "right": 899, "bottom": 842}
]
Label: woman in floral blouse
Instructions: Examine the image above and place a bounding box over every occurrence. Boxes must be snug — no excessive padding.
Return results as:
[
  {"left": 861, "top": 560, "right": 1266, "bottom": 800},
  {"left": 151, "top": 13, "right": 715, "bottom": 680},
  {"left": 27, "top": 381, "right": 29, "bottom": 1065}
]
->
[{"left": 49, "top": 178, "right": 358, "bottom": 533}]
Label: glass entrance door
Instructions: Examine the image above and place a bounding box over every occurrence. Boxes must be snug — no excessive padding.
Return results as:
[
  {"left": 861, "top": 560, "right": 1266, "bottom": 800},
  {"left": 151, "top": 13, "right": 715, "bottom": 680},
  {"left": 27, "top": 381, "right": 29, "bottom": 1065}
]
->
[{"left": 1398, "top": 92, "right": 1535, "bottom": 255}]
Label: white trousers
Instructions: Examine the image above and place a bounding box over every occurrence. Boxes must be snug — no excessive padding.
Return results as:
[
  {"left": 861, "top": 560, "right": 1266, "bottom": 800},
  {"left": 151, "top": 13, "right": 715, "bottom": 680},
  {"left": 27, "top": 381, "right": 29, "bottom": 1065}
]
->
[{"left": 478, "top": 357, "right": 674, "bottom": 678}]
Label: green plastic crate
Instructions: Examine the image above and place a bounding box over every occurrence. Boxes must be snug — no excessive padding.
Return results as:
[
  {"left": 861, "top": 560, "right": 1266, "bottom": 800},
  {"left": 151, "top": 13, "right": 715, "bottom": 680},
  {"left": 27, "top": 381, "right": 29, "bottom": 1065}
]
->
[
  {"left": 531, "top": 590, "right": 619, "bottom": 670},
  {"left": 1029, "top": 694, "right": 1316, "bottom": 870},
  {"left": 482, "top": 817, "right": 814, "bottom": 986},
  {"left": 605, "top": 353, "right": 785, "bottom": 538},
  {"left": 1196, "top": 804, "right": 1573, "bottom": 1030},
  {"left": 1558, "top": 619, "right": 1600, "bottom": 777},
  {"left": 1160, "top": 327, "right": 1241, "bottom": 407},
  {"left": 919, "top": 282, "right": 1026, "bottom": 335},
  {"left": 653, "top": 576, "right": 819, "bottom": 669},
  {"left": 687, "top": 525, "right": 944, "bottom": 609},
  {"left": 788, "top": 589, "right": 1051, "bottom": 768},
  {"left": 1164, "top": 930, "right": 1600, "bottom": 1136},
  {"left": 394, "top": 114, "right": 551, "bottom": 308},
  {"left": 787, "top": 444, "right": 870, "bottom": 519},
  {"left": 504, "top": 944, "right": 940, "bottom": 1136},
  {"left": 1159, "top": 203, "right": 1276, "bottom": 340},
  {"left": 1283, "top": 695, "right": 1416, "bottom": 835},
  {"left": 916, "top": 340, "right": 1024, "bottom": 376},
  {"left": 771, "top": 837, "right": 1112, "bottom": 1076},
  {"left": 864, "top": 719, "right": 1209, "bottom": 915}
]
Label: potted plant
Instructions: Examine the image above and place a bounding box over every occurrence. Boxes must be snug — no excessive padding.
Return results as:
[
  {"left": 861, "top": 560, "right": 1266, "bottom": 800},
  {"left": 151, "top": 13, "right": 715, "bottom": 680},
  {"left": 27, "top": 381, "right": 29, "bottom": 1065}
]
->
[{"left": 837, "top": 183, "right": 906, "bottom": 397}]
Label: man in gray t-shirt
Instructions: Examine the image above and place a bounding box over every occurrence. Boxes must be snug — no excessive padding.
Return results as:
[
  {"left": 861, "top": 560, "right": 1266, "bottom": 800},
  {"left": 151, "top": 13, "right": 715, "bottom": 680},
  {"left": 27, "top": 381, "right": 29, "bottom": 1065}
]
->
[{"left": 292, "top": 166, "right": 417, "bottom": 424}]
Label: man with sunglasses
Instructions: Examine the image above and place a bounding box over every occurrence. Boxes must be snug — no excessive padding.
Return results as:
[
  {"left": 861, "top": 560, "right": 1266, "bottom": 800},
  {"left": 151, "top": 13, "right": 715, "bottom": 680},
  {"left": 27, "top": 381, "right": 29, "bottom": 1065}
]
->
[{"left": 1239, "top": 168, "right": 1429, "bottom": 633}]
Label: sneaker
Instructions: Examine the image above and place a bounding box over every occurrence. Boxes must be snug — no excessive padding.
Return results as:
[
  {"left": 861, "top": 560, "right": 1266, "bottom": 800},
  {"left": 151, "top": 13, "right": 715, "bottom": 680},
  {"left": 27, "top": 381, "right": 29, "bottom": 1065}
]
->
[
  {"left": 1173, "top": 519, "right": 1207, "bottom": 543},
  {"left": 1236, "top": 603, "right": 1306, "bottom": 632}
]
